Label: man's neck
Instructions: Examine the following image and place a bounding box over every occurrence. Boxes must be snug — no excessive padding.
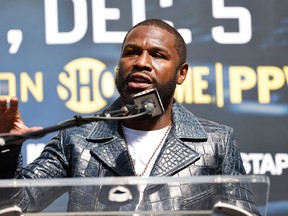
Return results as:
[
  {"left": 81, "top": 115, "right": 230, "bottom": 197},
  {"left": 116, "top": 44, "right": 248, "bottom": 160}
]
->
[{"left": 122, "top": 108, "right": 172, "bottom": 131}]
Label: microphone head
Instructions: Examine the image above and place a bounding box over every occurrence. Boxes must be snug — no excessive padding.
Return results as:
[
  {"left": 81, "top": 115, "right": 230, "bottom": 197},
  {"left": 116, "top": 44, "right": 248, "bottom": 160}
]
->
[
  {"left": 132, "top": 88, "right": 164, "bottom": 118},
  {"left": 143, "top": 99, "right": 155, "bottom": 114}
]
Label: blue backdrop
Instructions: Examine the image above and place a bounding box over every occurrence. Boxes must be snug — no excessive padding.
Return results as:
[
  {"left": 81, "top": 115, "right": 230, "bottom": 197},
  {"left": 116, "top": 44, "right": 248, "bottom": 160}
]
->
[{"left": 1, "top": 1, "right": 287, "bottom": 215}]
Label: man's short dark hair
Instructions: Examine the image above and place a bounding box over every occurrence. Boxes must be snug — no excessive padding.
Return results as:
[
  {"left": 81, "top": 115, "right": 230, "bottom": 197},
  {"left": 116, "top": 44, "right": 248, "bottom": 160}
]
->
[{"left": 122, "top": 18, "right": 187, "bottom": 66}]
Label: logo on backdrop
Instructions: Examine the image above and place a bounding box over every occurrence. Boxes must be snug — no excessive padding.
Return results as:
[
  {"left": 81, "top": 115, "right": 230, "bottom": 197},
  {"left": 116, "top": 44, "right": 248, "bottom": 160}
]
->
[
  {"left": 57, "top": 57, "right": 115, "bottom": 113},
  {"left": 241, "top": 153, "right": 288, "bottom": 175}
]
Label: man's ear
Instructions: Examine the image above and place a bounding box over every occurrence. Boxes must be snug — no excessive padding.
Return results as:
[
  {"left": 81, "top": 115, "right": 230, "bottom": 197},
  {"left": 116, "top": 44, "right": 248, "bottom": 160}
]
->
[{"left": 177, "top": 63, "right": 189, "bottom": 85}]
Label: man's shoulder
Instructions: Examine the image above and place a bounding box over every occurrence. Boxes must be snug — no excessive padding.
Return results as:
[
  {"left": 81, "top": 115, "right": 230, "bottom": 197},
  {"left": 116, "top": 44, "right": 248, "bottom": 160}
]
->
[
  {"left": 173, "top": 101, "right": 233, "bottom": 135},
  {"left": 63, "top": 122, "right": 99, "bottom": 138},
  {"left": 197, "top": 117, "right": 233, "bottom": 135},
  {"left": 174, "top": 101, "right": 231, "bottom": 130}
]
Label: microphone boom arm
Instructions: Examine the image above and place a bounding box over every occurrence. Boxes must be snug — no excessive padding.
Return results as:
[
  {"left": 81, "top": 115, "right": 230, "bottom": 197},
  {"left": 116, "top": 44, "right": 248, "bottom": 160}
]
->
[
  {"left": 0, "top": 88, "right": 164, "bottom": 147},
  {"left": 0, "top": 107, "right": 149, "bottom": 147}
]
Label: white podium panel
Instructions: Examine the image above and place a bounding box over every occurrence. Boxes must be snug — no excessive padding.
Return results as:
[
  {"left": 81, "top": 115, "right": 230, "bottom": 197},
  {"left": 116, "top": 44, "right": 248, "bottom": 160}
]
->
[{"left": 0, "top": 175, "right": 269, "bottom": 216}]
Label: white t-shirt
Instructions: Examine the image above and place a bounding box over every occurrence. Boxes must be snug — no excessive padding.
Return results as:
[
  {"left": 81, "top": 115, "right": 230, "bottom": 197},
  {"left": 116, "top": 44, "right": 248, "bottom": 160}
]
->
[
  {"left": 122, "top": 125, "right": 171, "bottom": 214},
  {"left": 122, "top": 125, "right": 170, "bottom": 176}
]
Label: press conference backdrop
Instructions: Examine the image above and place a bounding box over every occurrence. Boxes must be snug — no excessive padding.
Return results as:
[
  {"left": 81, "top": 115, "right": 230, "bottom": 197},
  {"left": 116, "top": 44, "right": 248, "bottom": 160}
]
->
[{"left": 0, "top": 0, "right": 287, "bottom": 215}]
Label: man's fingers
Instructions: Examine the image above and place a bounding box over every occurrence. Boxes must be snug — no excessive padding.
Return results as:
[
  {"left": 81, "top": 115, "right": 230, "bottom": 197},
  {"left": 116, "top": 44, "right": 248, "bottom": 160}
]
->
[
  {"left": 0, "top": 97, "right": 19, "bottom": 113},
  {"left": 28, "top": 127, "right": 44, "bottom": 132},
  {"left": 0, "top": 98, "right": 8, "bottom": 112},
  {"left": 9, "top": 97, "right": 19, "bottom": 112}
]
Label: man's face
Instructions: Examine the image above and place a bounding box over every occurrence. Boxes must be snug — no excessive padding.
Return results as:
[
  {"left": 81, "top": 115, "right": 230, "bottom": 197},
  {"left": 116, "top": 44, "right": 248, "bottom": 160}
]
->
[{"left": 115, "top": 25, "right": 181, "bottom": 110}]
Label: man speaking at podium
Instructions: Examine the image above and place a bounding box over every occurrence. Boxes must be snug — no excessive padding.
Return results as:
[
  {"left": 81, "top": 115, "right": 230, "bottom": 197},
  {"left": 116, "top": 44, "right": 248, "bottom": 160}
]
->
[{"left": 0, "top": 19, "right": 260, "bottom": 215}]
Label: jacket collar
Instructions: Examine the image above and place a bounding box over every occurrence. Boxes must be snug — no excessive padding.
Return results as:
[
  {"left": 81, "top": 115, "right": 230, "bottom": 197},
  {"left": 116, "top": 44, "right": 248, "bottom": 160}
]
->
[
  {"left": 87, "top": 99, "right": 208, "bottom": 176},
  {"left": 171, "top": 101, "right": 208, "bottom": 140},
  {"left": 87, "top": 119, "right": 136, "bottom": 176}
]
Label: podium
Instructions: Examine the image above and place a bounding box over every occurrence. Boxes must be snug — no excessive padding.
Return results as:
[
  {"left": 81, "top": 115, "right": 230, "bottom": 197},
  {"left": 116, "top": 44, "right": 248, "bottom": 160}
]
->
[{"left": 0, "top": 175, "right": 269, "bottom": 216}]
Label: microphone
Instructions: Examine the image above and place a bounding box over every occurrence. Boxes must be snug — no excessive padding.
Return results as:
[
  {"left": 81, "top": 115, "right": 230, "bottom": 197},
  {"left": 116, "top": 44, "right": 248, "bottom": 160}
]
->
[
  {"left": 132, "top": 88, "right": 164, "bottom": 118},
  {"left": 103, "top": 88, "right": 164, "bottom": 118}
]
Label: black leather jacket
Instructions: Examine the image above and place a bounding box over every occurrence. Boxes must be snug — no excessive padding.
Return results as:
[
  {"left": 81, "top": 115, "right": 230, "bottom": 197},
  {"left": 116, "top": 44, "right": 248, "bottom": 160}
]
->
[{"left": 0, "top": 100, "right": 260, "bottom": 215}]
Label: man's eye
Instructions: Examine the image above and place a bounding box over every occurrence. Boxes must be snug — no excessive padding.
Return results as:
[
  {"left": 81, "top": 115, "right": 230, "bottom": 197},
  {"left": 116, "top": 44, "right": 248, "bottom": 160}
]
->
[
  {"left": 124, "top": 50, "right": 138, "bottom": 56},
  {"left": 154, "top": 53, "right": 165, "bottom": 59}
]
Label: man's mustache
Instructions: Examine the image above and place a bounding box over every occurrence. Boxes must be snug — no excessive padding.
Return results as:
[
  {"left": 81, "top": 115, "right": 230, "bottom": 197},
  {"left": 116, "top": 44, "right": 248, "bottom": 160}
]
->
[{"left": 125, "top": 71, "right": 157, "bottom": 85}]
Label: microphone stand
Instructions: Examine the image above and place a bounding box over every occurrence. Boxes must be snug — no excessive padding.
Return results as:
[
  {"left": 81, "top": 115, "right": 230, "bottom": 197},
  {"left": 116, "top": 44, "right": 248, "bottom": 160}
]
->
[{"left": 0, "top": 105, "right": 148, "bottom": 148}]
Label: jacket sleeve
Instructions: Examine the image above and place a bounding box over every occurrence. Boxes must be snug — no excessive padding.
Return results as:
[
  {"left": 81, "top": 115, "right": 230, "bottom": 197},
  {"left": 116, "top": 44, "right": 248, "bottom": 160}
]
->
[
  {"left": 220, "top": 127, "right": 246, "bottom": 175},
  {"left": 21, "top": 131, "right": 69, "bottom": 179},
  {"left": 0, "top": 131, "right": 69, "bottom": 212},
  {"left": 0, "top": 130, "right": 69, "bottom": 179},
  {"left": 219, "top": 128, "right": 261, "bottom": 216}
]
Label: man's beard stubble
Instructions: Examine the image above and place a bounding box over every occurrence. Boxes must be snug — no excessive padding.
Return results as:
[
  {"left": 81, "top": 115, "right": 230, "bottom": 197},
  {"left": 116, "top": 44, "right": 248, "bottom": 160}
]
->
[{"left": 115, "top": 71, "right": 177, "bottom": 111}]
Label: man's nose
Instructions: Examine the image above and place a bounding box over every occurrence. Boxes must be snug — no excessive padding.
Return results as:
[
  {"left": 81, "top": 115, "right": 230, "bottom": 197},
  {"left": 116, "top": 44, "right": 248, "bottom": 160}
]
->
[{"left": 134, "top": 51, "right": 152, "bottom": 70}]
